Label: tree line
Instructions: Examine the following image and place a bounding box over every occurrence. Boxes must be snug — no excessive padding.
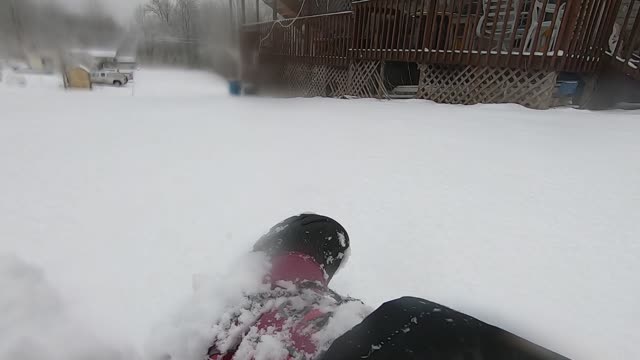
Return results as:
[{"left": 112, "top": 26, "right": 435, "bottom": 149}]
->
[
  {"left": 0, "top": 0, "right": 123, "bottom": 58},
  {"left": 0, "top": 0, "right": 269, "bottom": 77},
  {"left": 134, "top": 0, "right": 253, "bottom": 75}
]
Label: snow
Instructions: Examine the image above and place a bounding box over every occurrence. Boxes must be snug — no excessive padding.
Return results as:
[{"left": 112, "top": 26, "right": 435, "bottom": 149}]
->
[
  {"left": 0, "top": 255, "right": 136, "bottom": 360},
  {"left": 337, "top": 232, "right": 347, "bottom": 248},
  {"left": 1, "top": 67, "right": 640, "bottom": 360},
  {"left": 253, "top": 335, "right": 289, "bottom": 360},
  {"left": 0, "top": 69, "right": 62, "bottom": 91}
]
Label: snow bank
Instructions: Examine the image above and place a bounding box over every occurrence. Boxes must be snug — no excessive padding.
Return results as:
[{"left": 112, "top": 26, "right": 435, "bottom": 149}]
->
[
  {"left": 130, "top": 68, "right": 227, "bottom": 98},
  {"left": 1, "top": 68, "right": 638, "bottom": 360},
  {"left": 0, "top": 255, "right": 136, "bottom": 360},
  {"left": 0, "top": 70, "right": 62, "bottom": 91}
]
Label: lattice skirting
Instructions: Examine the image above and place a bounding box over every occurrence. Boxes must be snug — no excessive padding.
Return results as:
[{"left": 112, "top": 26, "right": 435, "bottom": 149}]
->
[
  {"left": 417, "top": 64, "right": 558, "bottom": 109},
  {"left": 346, "top": 61, "right": 388, "bottom": 99},
  {"left": 266, "top": 61, "right": 387, "bottom": 99},
  {"left": 271, "top": 63, "right": 349, "bottom": 98}
]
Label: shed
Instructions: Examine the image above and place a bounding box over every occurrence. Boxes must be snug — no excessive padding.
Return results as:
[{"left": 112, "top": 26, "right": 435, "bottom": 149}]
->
[{"left": 65, "top": 65, "right": 92, "bottom": 89}]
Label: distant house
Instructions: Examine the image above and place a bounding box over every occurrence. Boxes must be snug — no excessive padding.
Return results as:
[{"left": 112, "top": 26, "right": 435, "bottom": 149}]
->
[
  {"left": 66, "top": 48, "right": 138, "bottom": 80},
  {"left": 24, "top": 50, "right": 60, "bottom": 73},
  {"left": 116, "top": 56, "right": 137, "bottom": 68},
  {"left": 68, "top": 48, "right": 118, "bottom": 69}
]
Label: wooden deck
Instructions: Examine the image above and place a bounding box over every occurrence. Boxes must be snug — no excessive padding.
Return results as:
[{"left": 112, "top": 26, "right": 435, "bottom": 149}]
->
[{"left": 243, "top": 0, "right": 626, "bottom": 73}]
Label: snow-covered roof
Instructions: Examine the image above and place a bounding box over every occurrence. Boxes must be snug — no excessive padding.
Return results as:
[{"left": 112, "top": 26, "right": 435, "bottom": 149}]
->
[
  {"left": 68, "top": 64, "right": 91, "bottom": 73},
  {"left": 116, "top": 56, "right": 137, "bottom": 63},
  {"left": 69, "top": 48, "right": 117, "bottom": 59},
  {"left": 88, "top": 50, "right": 117, "bottom": 58}
]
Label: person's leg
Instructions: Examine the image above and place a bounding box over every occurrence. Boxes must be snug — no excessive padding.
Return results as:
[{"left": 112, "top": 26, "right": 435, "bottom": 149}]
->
[{"left": 321, "top": 297, "right": 569, "bottom": 360}]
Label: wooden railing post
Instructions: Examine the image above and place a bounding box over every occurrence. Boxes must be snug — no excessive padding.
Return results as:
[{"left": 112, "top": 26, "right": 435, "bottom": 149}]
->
[
  {"left": 551, "top": 0, "right": 578, "bottom": 69},
  {"left": 562, "top": 0, "right": 588, "bottom": 71}
]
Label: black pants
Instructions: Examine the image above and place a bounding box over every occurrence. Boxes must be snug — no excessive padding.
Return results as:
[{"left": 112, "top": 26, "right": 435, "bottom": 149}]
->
[{"left": 322, "top": 297, "right": 570, "bottom": 360}]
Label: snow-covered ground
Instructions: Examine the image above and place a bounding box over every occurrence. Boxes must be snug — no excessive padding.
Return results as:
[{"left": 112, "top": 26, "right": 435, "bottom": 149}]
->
[{"left": 1, "top": 68, "right": 639, "bottom": 360}]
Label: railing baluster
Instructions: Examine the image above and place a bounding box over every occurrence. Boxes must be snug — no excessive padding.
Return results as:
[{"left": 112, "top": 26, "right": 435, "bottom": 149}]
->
[
  {"left": 352, "top": 3, "right": 361, "bottom": 59},
  {"left": 362, "top": 1, "right": 372, "bottom": 59},
  {"left": 516, "top": 0, "right": 535, "bottom": 69},
  {"left": 468, "top": 0, "right": 484, "bottom": 66},
  {"left": 413, "top": 0, "right": 428, "bottom": 62},
  {"left": 395, "top": 0, "right": 408, "bottom": 60},
  {"left": 458, "top": 0, "right": 473, "bottom": 64},
  {"left": 551, "top": 0, "right": 578, "bottom": 70},
  {"left": 380, "top": 1, "right": 392, "bottom": 60},
  {"left": 333, "top": 13, "right": 339, "bottom": 60},
  {"left": 583, "top": 0, "right": 601, "bottom": 71},
  {"left": 475, "top": 0, "right": 491, "bottom": 65},
  {"left": 390, "top": 0, "right": 402, "bottom": 57},
  {"left": 372, "top": 1, "right": 384, "bottom": 59},
  {"left": 425, "top": 0, "right": 439, "bottom": 62},
  {"left": 505, "top": 0, "right": 524, "bottom": 69},
  {"left": 526, "top": 0, "right": 550, "bottom": 70},
  {"left": 443, "top": 0, "right": 458, "bottom": 64},
  {"left": 338, "top": 13, "right": 343, "bottom": 60},
  {"left": 485, "top": 0, "right": 505, "bottom": 66},
  {"left": 571, "top": 0, "right": 599, "bottom": 71},
  {"left": 544, "top": 0, "right": 563, "bottom": 70},
  {"left": 567, "top": 0, "right": 586, "bottom": 71},
  {"left": 406, "top": 0, "right": 421, "bottom": 62},
  {"left": 450, "top": 0, "right": 465, "bottom": 64},
  {"left": 494, "top": 0, "right": 513, "bottom": 68},
  {"left": 581, "top": 0, "right": 606, "bottom": 71},
  {"left": 356, "top": 3, "right": 364, "bottom": 59},
  {"left": 434, "top": 0, "right": 447, "bottom": 62}
]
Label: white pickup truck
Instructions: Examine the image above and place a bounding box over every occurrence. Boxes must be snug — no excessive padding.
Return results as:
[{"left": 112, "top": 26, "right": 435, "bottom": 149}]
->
[{"left": 90, "top": 69, "right": 129, "bottom": 87}]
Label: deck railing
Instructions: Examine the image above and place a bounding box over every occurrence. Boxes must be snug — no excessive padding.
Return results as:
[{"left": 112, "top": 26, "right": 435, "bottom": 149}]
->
[
  {"left": 243, "top": 0, "right": 626, "bottom": 73},
  {"left": 608, "top": 0, "right": 640, "bottom": 79},
  {"left": 244, "top": 11, "right": 353, "bottom": 65},
  {"left": 350, "top": 0, "right": 619, "bottom": 72}
]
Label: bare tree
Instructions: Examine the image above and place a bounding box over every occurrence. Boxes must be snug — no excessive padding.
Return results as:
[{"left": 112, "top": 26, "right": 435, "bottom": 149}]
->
[
  {"left": 145, "top": 0, "right": 172, "bottom": 24},
  {"left": 8, "top": 0, "right": 23, "bottom": 44},
  {"left": 175, "top": 0, "right": 197, "bottom": 38}
]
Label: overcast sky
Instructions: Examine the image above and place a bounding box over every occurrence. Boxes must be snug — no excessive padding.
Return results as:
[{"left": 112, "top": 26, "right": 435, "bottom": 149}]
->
[{"left": 52, "top": 0, "right": 147, "bottom": 20}]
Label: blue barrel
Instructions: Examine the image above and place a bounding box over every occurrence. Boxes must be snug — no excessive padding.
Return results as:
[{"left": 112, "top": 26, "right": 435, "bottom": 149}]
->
[
  {"left": 229, "top": 80, "right": 242, "bottom": 96},
  {"left": 556, "top": 81, "right": 579, "bottom": 96}
]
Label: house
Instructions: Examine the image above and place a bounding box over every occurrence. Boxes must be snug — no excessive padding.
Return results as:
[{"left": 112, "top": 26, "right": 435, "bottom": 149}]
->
[
  {"left": 68, "top": 48, "right": 118, "bottom": 69},
  {"left": 239, "top": 0, "right": 639, "bottom": 109},
  {"left": 24, "top": 50, "right": 60, "bottom": 73}
]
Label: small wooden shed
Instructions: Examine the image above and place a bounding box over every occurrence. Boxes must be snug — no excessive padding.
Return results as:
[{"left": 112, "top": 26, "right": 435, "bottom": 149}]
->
[{"left": 65, "top": 65, "right": 92, "bottom": 89}]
